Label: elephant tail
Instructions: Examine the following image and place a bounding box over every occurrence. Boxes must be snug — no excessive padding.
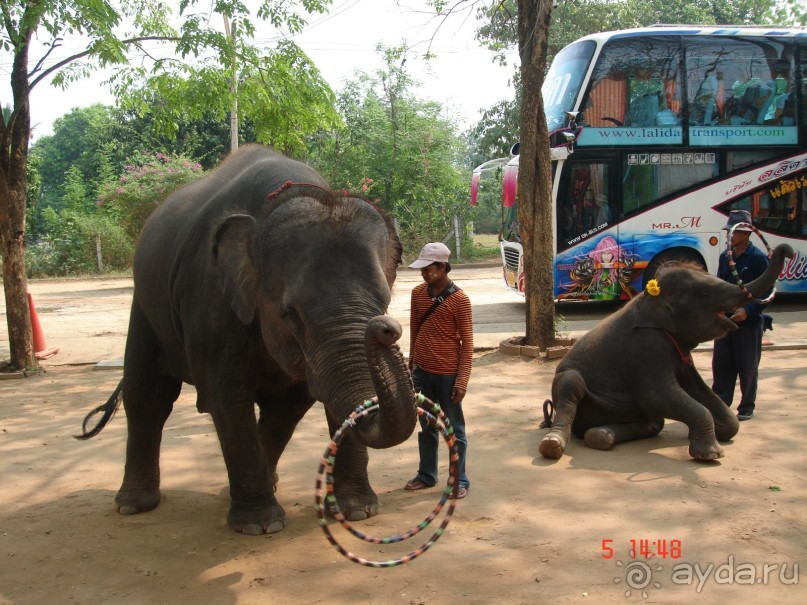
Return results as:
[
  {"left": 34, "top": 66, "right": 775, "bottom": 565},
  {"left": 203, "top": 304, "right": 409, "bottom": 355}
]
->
[
  {"left": 540, "top": 399, "right": 555, "bottom": 429},
  {"left": 74, "top": 381, "right": 123, "bottom": 440}
]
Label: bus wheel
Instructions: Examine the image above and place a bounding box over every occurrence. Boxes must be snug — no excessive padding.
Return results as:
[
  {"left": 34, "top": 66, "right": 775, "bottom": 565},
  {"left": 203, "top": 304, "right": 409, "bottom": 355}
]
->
[{"left": 642, "top": 249, "right": 706, "bottom": 289}]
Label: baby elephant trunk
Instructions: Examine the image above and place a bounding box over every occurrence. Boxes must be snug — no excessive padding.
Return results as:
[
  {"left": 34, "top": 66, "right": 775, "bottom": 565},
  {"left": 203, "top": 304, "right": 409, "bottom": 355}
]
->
[{"left": 745, "top": 243, "right": 794, "bottom": 299}]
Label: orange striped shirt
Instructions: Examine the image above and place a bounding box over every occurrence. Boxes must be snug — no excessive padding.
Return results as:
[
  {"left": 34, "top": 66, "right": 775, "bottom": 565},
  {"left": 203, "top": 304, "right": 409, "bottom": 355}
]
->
[{"left": 409, "top": 282, "right": 473, "bottom": 392}]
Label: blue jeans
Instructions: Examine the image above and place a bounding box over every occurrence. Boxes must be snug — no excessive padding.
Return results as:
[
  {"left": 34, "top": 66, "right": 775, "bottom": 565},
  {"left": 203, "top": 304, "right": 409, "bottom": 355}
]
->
[{"left": 412, "top": 367, "right": 469, "bottom": 489}]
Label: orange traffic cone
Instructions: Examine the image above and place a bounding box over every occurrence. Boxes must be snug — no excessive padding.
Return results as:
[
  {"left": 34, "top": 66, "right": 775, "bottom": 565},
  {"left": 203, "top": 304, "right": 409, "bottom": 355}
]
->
[{"left": 27, "top": 294, "right": 59, "bottom": 360}]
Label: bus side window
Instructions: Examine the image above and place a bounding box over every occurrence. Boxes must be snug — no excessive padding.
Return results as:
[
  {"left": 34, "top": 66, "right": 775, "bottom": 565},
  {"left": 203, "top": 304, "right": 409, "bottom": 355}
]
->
[{"left": 582, "top": 37, "right": 682, "bottom": 129}]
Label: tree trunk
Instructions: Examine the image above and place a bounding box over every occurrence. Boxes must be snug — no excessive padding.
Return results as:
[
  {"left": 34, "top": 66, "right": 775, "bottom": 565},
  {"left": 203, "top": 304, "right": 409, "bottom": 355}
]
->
[
  {"left": 517, "top": 0, "right": 555, "bottom": 349},
  {"left": 0, "top": 16, "right": 38, "bottom": 372}
]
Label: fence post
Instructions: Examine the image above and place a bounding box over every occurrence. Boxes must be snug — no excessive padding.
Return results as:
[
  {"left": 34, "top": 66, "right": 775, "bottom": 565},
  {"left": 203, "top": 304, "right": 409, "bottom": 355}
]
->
[
  {"left": 454, "top": 215, "right": 461, "bottom": 260},
  {"left": 95, "top": 234, "right": 103, "bottom": 272}
]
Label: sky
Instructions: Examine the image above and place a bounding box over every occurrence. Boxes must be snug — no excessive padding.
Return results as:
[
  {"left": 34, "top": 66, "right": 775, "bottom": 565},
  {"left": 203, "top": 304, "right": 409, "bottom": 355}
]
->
[{"left": 18, "top": 0, "right": 519, "bottom": 140}]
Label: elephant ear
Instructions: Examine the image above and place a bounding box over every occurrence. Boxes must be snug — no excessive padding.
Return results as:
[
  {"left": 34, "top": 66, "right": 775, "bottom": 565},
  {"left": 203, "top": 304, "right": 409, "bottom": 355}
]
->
[
  {"left": 212, "top": 214, "right": 260, "bottom": 325},
  {"left": 633, "top": 294, "right": 677, "bottom": 333}
]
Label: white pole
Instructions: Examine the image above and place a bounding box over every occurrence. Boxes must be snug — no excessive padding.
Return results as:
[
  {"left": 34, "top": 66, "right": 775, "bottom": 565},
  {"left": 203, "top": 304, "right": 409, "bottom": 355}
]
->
[
  {"left": 454, "top": 215, "right": 461, "bottom": 260},
  {"left": 223, "top": 16, "right": 238, "bottom": 152},
  {"left": 95, "top": 234, "right": 103, "bottom": 272}
]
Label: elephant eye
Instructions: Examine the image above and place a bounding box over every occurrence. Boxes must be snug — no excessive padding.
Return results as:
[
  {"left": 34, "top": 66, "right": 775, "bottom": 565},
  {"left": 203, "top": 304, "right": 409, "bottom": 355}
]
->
[{"left": 282, "top": 306, "right": 304, "bottom": 331}]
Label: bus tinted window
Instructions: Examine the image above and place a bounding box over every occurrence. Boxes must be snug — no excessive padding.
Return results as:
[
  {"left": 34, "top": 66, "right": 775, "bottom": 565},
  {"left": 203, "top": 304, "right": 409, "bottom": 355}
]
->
[
  {"left": 543, "top": 40, "right": 596, "bottom": 131},
  {"left": 722, "top": 169, "right": 807, "bottom": 238},
  {"left": 622, "top": 152, "right": 719, "bottom": 216},
  {"left": 578, "top": 37, "right": 683, "bottom": 146},
  {"left": 800, "top": 42, "right": 807, "bottom": 131},
  {"left": 727, "top": 149, "right": 784, "bottom": 173},
  {"left": 685, "top": 37, "right": 797, "bottom": 145}
]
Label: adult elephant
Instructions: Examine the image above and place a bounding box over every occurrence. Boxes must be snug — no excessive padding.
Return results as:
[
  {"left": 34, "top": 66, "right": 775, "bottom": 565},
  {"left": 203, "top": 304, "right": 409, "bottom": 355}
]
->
[
  {"left": 539, "top": 245, "right": 793, "bottom": 461},
  {"left": 77, "top": 145, "right": 417, "bottom": 535}
]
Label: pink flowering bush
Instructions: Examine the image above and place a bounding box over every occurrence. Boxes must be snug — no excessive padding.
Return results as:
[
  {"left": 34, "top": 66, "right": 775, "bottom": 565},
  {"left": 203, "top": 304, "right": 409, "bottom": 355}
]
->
[{"left": 98, "top": 151, "right": 205, "bottom": 239}]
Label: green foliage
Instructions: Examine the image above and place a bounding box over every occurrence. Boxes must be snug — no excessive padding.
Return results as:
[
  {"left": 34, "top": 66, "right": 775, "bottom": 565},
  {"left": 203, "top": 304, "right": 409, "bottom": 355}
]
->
[
  {"left": 26, "top": 209, "right": 134, "bottom": 278},
  {"left": 307, "top": 46, "right": 472, "bottom": 258},
  {"left": 109, "top": 3, "right": 339, "bottom": 155},
  {"left": 97, "top": 151, "right": 205, "bottom": 239},
  {"left": 30, "top": 105, "right": 122, "bottom": 210}
]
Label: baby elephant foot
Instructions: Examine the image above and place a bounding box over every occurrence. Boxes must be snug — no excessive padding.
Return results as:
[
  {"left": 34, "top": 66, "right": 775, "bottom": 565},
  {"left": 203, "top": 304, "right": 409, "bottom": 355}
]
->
[
  {"left": 539, "top": 431, "right": 568, "bottom": 459},
  {"left": 584, "top": 427, "right": 615, "bottom": 450},
  {"left": 689, "top": 439, "right": 724, "bottom": 461},
  {"left": 228, "top": 499, "right": 286, "bottom": 535},
  {"left": 115, "top": 486, "right": 161, "bottom": 515}
]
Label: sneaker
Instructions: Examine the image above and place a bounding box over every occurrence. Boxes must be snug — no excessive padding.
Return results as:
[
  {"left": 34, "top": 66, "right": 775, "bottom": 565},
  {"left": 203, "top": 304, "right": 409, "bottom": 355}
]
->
[{"left": 737, "top": 412, "right": 754, "bottom": 421}]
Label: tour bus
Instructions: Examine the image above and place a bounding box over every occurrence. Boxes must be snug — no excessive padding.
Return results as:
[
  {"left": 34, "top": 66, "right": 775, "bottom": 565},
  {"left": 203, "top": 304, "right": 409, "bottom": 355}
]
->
[{"left": 471, "top": 25, "right": 807, "bottom": 300}]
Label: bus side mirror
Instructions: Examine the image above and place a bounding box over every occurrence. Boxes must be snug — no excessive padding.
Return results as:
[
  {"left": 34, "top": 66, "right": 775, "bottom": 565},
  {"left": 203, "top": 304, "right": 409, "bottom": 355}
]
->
[{"left": 510, "top": 142, "right": 520, "bottom": 156}]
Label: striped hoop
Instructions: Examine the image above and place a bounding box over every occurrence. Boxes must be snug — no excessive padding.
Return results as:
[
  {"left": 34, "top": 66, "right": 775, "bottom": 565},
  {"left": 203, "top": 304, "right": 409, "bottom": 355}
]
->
[
  {"left": 726, "top": 222, "right": 776, "bottom": 305},
  {"left": 314, "top": 393, "right": 460, "bottom": 567}
]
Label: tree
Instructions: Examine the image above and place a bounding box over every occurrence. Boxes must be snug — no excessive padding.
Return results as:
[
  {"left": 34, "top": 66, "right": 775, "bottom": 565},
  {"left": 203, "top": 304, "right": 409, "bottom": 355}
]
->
[
  {"left": 0, "top": 0, "right": 333, "bottom": 372},
  {"left": 516, "top": 0, "right": 555, "bottom": 348},
  {"left": 307, "top": 46, "right": 470, "bottom": 256}
]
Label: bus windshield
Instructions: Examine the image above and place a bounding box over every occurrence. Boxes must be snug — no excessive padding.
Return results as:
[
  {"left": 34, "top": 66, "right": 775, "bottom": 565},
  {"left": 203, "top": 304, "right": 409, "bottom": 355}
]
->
[{"left": 543, "top": 40, "right": 596, "bottom": 131}]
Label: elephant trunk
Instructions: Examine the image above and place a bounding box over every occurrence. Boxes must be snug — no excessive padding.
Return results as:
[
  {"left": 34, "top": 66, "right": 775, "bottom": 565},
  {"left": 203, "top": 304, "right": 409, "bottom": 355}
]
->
[
  {"left": 309, "top": 315, "right": 417, "bottom": 449},
  {"left": 357, "top": 315, "right": 418, "bottom": 448},
  {"left": 745, "top": 243, "right": 794, "bottom": 299}
]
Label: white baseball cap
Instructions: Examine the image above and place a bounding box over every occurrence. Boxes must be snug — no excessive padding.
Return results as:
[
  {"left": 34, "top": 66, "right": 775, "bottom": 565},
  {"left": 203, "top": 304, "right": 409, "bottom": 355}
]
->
[{"left": 408, "top": 242, "right": 451, "bottom": 269}]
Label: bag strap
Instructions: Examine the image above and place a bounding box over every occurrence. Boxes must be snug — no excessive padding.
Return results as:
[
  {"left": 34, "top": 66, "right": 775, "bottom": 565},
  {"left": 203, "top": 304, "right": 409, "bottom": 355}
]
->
[{"left": 418, "top": 282, "right": 458, "bottom": 326}]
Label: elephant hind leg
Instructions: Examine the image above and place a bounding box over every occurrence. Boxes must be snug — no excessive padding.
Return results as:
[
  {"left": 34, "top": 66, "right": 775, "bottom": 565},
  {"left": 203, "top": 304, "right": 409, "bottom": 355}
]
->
[
  {"left": 584, "top": 419, "right": 665, "bottom": 451},
  {"left": 539, "top": 370, "right": 586, "bottom": 460},
  {"left": 116, "top": 300, "right": 182, "bottom": 515}
]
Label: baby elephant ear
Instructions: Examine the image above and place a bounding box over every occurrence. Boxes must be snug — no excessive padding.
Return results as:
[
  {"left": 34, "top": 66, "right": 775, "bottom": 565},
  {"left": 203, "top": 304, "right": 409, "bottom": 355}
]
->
[
  {"left": 634, "top": 295, "right": 676, "bottom": 333},
  {"left": 212, "top": 214, "right": 259, "bottom": 325}
]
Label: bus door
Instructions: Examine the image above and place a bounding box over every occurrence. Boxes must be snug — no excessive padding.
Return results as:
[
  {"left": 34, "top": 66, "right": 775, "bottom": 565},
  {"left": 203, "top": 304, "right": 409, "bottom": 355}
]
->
[{"left": 555, "top": 158, "right": 632, "bottom": 299}]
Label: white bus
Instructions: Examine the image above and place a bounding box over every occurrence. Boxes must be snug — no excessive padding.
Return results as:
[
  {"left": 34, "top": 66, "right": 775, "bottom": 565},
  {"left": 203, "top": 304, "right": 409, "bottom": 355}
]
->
[{"left": 471, "top": 25, "right": 807, "bottom": 300}]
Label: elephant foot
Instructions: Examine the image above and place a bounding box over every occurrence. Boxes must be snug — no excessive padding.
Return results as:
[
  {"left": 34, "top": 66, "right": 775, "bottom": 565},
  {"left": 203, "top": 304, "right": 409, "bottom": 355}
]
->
[
  {"left": 689, "top": 439, "right": 724, "bottom": 461},
  {"left": 584, "top": 427, "right": 615, "bottom": 450},
  {"left": 327, "top": 492, "right": 379, "bottom": 521},
  {"left": 714, "top": 418, "right": 740, "bottom": 442},
  {"left": 539, "top": 432, "right": 567, "bottom": 459},
  {"left": 228, "top": 499, "right": 286, "bottom": 535},
  {"left": 115, "top": 486, "right": 161, "bottom": 515}
]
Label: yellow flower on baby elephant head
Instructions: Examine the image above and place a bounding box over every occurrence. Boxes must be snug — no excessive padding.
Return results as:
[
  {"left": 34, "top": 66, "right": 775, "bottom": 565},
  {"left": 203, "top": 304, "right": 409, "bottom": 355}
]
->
[{"left": 646, "top": 279, "right": 661, "bottom": 296}]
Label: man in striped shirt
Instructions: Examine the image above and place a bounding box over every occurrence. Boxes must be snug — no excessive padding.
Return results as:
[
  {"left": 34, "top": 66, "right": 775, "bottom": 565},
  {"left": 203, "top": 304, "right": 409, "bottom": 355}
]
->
[{"left": 404, "top": 242, "right": 474, "bottom": 499}]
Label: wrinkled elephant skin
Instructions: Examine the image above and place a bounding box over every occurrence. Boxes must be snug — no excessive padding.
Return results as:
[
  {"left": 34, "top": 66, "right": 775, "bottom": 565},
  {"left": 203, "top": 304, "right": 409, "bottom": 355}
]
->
[
  {"left": 540, "top": 245, "right": 793, "bottom": 461},
  {"left": 79, "top": 146, "right": 417, "bottom": 535}
]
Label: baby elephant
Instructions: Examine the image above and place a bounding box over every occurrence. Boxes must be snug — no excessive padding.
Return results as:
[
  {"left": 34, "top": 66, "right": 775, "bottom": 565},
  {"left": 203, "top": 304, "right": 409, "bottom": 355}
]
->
[{"left": 540, "top": 245, "right": 792, "bottom": 461}]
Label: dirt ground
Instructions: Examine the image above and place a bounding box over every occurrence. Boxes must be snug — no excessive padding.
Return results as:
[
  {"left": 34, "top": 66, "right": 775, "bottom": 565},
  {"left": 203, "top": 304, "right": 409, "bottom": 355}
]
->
[
  {"left": 2, "top": 272, "right": 806, "bottom": 604},
  {"left": 1, "top": 340, "right": 805, "bottom": 604}
]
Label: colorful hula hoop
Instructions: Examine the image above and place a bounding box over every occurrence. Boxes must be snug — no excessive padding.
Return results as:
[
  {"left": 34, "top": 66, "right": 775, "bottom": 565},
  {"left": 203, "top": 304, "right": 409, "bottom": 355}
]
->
[
  {"left": 726, "top": 222, "right": 777, "bottom": 304},
  {"left": 314, "top": 393, "right": 460, "bottom": 567}
]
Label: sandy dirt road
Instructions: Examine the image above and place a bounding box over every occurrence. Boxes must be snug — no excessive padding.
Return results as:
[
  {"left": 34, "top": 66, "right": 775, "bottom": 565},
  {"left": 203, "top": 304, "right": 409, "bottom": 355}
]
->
[{"left": 0, "top": 275, "right": 805, "bottom": 604}]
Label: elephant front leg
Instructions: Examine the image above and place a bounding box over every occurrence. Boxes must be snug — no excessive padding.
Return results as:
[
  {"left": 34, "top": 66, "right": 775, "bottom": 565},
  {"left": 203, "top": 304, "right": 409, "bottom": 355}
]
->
[
  {"left": 325, "top": 411, "right": 378, "bottom": 521},
  {"left": 641, "top": 384, "right": 723, "bottom": 461},
  {"left": 681, "top": 366, "right": 740, "bottom": 442},
  {"left": 540, "top": 370, "right": 586, "bottom": 460},
  {"left": 210, "top": 401, "right": 285, "bottom": 535}
]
